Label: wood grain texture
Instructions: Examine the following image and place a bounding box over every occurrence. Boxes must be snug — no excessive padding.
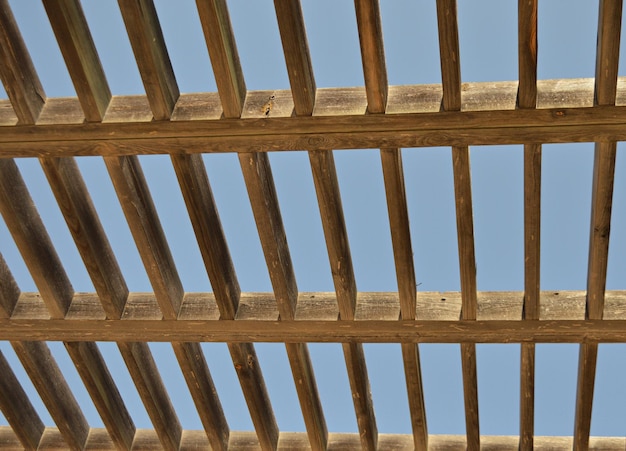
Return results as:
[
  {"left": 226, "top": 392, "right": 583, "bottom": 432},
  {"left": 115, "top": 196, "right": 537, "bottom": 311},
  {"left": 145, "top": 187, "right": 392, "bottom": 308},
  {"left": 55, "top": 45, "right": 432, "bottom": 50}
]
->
[
  {"left": 196, "top": 0, "right": 245, "bottom": 118},
  {"left": 274, "top": 0, "right": 316, "bottom": 116},
  {"left": 64, "top": 341, "right": 135, "bottom": 450},
  {"left": 171, "top": 341, "right": 229, "bottom": 451},
  {"left": 171, "top": 153, "right": 240, "bottom": 320},
  {"left": 520, "top": 343, "right": 535, "bottom": 451},
  {"left": 518, "top": 0, "right": 537, "bottom": 109},
  {"left": 380, "top": 148, "right": 415, "bottom": 320},
  {"left": 0, "top": 252, "right": 19, "bottom": 318},
  {"left": 228, "top": 342, "right": 279, "bottom": 451},
  {"left": 0, "top": 159, "right": 73, "bottom": 319},
  {"left": 40, "top": 157, "right": 128, "bottom": 319},
  {"left": 436, "top": 0, "right": 461, "bottom": 111},
  {"left": 401, "top": 343, "right": 428, "bottom": 450},
  {"left": 0, "top": 0, "right": 45, "bottom": 124},
  {"left": 595, "top": 0, "right": 622, "bottom": 106},
  {"left": 118, "top": 0, "right": 178, "bottom": 120},
  {"left": 343, "top": 342, "right": 377, "bottom": 451},
  {"left": 11, "top": 341, "right": 88, "bottom": 450},
  {"left": 42, "top": 0, "right": 111, "bottom": 121},
  {"left": 354, "top": 0, "right": 387, "bottom": 114},
  {"left": 105, "top": 155, "right": 183, "bottom": 319},
  {"left": 0, "top": 351, "right": 44, "bottom": 450},
  {"left": 309, "top": 150, "right": 356, "bottom": 321},
  {"left": 239, "top": 152, "right": 297, "bottom": 320}
]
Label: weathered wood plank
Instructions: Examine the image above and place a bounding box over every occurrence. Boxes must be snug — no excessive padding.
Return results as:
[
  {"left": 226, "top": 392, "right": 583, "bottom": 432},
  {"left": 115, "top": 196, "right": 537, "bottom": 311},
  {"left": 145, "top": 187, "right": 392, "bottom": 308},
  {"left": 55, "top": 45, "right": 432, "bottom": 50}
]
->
[
  {"left": 171, "top": 153, "right": 239, "bottom": 320},
  {"left": 196, "top": 0, "right": 245, "bottom": 118},
  {"left": 0, "top": 0, "right": 45, "bottom": 124},
  {"left": 520, "top": 342, "right": 535, "bottom": 451},
  {"left": 11, "top": 341, "right": 88, "bottom": 450},
  {"left": 354, "top": 0, "right": 387, "bottom": 114},
  {"left": 518, "top": 0, "right": 537, "bottom": 109},
  {"left": 0, "top": 252, "right": 19, "bottom": 318},
  {"left": 117, "top": 341, "right": 181, "bottom": 451},
  {"left": 171, "top": 154, "right": 278, "bottom": 451},
  {"left": 574, "top": 4, "right": 622, "bottom": 448},
  {"left": 42, "top": 0, "right": 110, "bottom": 121},
  {"left": 40, "top": 157, "right": 128, "bottom": 319},
  {"left": 104, "top": 155, "right": 182, "bottom": 319},
  {"left": 228, "top": 342, "right": 279, "bottom": 451},
  {"left": 64, "top": 341, "right": 135, "bottom": 450},
  {"left": 436, "top": 0, "right": 461, "bottom": 111},
  {"left": 0, "top": 159, "right": 73, "bottom": 318},
  {"left": 401, "top": 343, "right": 428, "bottom": 450},
  {"left": 118, "top": 0, "right": 178, "bottom": 120},
  {"left": 0, "top": 351, "right": 44, "bottom": 450},
  {"left": 274, "top": 0, "right": 315, "bottom": 116}
]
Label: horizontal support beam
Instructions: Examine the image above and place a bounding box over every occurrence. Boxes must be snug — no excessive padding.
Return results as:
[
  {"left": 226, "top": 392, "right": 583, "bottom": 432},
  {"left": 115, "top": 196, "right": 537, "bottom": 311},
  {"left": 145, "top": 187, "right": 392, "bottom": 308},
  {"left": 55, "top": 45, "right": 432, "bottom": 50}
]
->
[
  {"left": 0, "top": 427, "right": 624, "bottom": 451},
  {"left": 1, "top": 78, "right": 626, "bottom": 157}
]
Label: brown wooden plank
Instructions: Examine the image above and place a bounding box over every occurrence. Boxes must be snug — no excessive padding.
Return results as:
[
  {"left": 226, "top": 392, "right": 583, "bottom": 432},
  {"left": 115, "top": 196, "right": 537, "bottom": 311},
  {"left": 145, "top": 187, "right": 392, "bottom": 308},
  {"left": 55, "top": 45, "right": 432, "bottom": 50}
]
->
[
  {"left": 170, "top": 341, "right": 229, "bottom": 451},
  {"left": 42, "top": 0, "right": 111, "bottom": 122},
  {"left": 0, "top": 0, "right": 45, "bottom": 124},
  {"left": 117, "top": 341, "right": 181, "bottom": 450},
  {"left": 520, "top": 342, "right": 535, "bottom": 451},
  {"left": 11, "top": 341, "right": 88, "bottom": 450},
  {"left": 170, "top": 153, "right": 279, "bottom": 451},
  {"left": 239, "top": 152, "right": 297, "bottom": 320},
  {"left": 436, "top": 0, "right": 461, "bottom": 111},
  {"left": 171, "top": 153, "right": 239, "bottom": 320},
  {"left": 228, "top": 342, "right": 279, "bottom": 451},
  {"left": 64, "top": 342, "right": 135, "bottom": 450},
  {"left": 196, "top": 0, "right": 245, "bottom": 119},
  {"left": 400, "top": 343, "right": 428, "bottom": 450},
  {"left": 309, "top": 150, "right": 356, "bottom": 321},
  {"left": 354, "top": 0, "right": 387, "bottom": 114},
  {"left": 0, "top": 159, "right": 73, "bottom": 319},
  {"left": 0, "top": 350, "right": 44, "bottom": 450},
  {"left": 104, "top": 155, "right": 182, "bottom": 319},
  {"left": 40, "top": 157, "right": 128, "bottom": 319},
  {"left": 0, "top": 252, "right": 19, "bottom": 318},
  {"left": 274, "top": 0, "right": 316, "bottom": 116},
  {"left": 518, "top": 0, "right": 538, "bottom": 109},
  {"left": 309, "top": 150, "right": 377, "bottom": 450},
  {"left": 574, "top": 4, "right": 622, "bottom": 449},
  {"left": 118, "top": 0, "right": 178, "bottom": 120}
]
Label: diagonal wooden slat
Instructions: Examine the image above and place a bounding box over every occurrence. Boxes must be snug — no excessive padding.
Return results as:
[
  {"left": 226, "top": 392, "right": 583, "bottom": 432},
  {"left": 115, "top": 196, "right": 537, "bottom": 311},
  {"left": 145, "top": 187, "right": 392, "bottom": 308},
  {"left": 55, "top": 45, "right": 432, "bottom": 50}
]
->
[
  {"left": 196, "top": 0, "right": 245, "bottom": 119},
  {"left": 118, "top": 0, "right": 179, "bottom": 120},
  {"left": 574, "top": 2, "right": 622, "bottom": 449},
  {"left": 0, "top": 252, "right": 19, "bottom": 319},
  {"left": 437, "top": 1, "right": 479, "bottom": 449},
  {"left": 354, "top": 0, "right": 387, "bottom": 114},
  {"left": 274, "top": 0, "right": 316, "bottom": 116},
  {"left": 42, "top": 0, "right": 110, "bottom": 122},
  {"left": 0, "top": 0, "right": 44, "bottom": 124},
  {"left": 309, "top": 150, "right": 378, "bottom": 451},
  {"left": 518, "top": 2, "right": 539, "bottom": 449},
  {"left": 0, "top": 351, "right": 44, "bottom": 451}
]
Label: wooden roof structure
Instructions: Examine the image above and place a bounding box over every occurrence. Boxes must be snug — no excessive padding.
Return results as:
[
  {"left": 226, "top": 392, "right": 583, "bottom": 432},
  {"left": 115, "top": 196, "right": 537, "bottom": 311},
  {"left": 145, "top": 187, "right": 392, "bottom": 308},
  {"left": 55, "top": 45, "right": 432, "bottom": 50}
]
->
[{"left": 0, "top": 0, "right": 625, "bottom": 449}]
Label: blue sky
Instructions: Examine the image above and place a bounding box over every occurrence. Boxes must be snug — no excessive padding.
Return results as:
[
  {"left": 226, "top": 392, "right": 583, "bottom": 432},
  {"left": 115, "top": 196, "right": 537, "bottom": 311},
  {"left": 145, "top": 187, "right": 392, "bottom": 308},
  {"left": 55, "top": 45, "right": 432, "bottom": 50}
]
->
[{"left": 1, "top": 0, "right": 626, "bottom": 440}]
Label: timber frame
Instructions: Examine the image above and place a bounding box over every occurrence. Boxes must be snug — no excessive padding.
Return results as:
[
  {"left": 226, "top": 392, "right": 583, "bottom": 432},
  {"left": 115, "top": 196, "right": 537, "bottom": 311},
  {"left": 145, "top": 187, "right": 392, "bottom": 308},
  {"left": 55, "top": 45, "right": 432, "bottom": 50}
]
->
[{"left": 0, "top": 0, "right": 624, "bottom": 450}]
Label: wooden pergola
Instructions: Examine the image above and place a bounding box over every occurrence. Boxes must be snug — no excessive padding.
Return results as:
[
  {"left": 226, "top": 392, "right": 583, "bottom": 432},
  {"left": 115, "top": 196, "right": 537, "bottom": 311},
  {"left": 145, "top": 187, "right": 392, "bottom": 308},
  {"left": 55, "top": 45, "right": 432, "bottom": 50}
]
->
[{"left": 0, "top": 0, "right": 624, "bottom": 449}]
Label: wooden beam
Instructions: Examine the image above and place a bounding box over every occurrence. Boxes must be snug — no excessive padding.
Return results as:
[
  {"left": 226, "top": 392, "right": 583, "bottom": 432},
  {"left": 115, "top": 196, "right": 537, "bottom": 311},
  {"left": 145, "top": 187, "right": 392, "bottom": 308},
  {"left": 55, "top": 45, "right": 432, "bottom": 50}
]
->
[
  {"left": 0, "top": 0, "right": 45, "bottom": 124},
  {"left": 171, "top": 155, "right": 277, "bottom": 451},
  {"left": 0, "top": 351, "right": 44, "bottom": 450},
  {"left": 354, "top": 0, "right": 387, "bottom": 114},
  {"left": 436, "top": 0, "right": 461, "bottom": 111},
  {"left": 11, "top": 341, "right": 88, "bottom": 450},
  {"left": 196, "top": 0, "right": 245, "bottom": 118},
  {"left": 0, "top": 252, "right": 19, "bottom": 318},
  {"left": 518, "top": 2, "right": 539, "bottom": 449},
  {"left": 42, "top": 0, "right": 111, "bottom": 121},
  {"left": 274, "top": 0, "right": 315, "bottom": 116},
  {"left": 118, "top": 0, "right": 178, "bottom": 120},
  {"left": 0, "top": 159, "right": 73, "bottom": 318},
  {"left": 574, "top": 3, "right": 622, "bottom": 449}
]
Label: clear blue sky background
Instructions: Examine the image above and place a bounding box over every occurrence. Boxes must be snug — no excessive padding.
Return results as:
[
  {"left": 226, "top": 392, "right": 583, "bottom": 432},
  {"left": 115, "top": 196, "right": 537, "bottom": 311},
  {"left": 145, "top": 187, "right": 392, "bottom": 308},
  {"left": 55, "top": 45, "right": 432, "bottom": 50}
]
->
[{"left": 1, "top": 0, "right": 626, "bottom": 439}]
